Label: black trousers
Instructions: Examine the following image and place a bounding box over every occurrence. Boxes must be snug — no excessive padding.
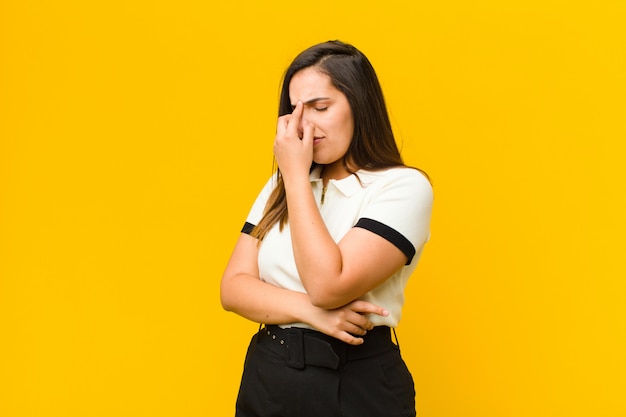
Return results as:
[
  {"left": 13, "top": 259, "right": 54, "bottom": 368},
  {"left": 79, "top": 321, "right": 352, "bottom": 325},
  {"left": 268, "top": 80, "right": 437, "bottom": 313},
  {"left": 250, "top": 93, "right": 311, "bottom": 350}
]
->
[{"left": 235, "top": 325, "right": 416, "bottom": 417}]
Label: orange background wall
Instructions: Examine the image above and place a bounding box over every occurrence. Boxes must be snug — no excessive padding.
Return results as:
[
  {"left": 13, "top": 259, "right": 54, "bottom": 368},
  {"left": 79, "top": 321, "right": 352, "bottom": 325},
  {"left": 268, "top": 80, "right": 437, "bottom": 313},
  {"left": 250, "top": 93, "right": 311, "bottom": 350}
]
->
[{"left": 1, "top": 1, "right": 625, "bottom": 416}]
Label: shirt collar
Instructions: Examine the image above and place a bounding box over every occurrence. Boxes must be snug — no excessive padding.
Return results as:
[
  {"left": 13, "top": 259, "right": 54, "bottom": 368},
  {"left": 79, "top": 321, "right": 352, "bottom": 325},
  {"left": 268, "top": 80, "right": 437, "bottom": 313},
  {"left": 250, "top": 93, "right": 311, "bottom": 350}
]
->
[{"left": 309, "top": 166, "right": 382, "bottom": 198}]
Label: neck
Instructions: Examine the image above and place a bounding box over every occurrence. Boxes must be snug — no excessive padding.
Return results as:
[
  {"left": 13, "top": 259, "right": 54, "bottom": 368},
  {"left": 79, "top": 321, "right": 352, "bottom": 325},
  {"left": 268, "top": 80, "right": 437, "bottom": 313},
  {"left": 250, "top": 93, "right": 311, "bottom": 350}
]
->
[{"left": 320, "top": 161, "right": 356, "bottom": 186}]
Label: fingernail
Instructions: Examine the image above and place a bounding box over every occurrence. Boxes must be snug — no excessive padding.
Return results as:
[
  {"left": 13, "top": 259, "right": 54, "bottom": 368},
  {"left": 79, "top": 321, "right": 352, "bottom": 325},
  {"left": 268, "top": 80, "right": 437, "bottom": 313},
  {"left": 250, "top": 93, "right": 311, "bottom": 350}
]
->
[{"left": 382, "top": 309, "right": 389, "bottom": 316}]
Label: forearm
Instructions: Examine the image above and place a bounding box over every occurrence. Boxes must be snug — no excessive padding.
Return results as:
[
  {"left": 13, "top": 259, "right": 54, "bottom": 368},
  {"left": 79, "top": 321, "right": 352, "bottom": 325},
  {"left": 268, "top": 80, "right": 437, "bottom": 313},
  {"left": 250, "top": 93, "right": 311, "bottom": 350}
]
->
[
  {"left": 283, "top": 175, "right": 346, "bottom": 307},
  {"left": 283, "top": 174, "right": 409, "bottom": 309},
  {"left": 273, "top": 100, "right": 398, "bottom": 309},
  {"left": 222, "top": 270, "right": 388, "bottom": 345},
  {"left": 221, "top": 272, "right": 311, "bottom": 325},
  {"left": 221, "top": 232, "right": 314, "bottom": 325}
]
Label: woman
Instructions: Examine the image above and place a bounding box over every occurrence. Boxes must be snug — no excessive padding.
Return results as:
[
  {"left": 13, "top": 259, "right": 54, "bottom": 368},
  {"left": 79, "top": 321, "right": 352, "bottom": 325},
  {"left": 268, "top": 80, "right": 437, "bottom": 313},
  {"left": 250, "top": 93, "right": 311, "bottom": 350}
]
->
[{"left": 221, "top": 40, "right": 433, "bottom": 417}]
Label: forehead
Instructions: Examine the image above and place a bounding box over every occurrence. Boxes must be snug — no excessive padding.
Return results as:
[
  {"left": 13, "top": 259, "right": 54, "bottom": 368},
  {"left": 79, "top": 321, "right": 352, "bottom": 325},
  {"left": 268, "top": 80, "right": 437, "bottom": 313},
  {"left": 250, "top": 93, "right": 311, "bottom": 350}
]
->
[{"left": 288, "top": 67, "right": 340, "bottom": 102}]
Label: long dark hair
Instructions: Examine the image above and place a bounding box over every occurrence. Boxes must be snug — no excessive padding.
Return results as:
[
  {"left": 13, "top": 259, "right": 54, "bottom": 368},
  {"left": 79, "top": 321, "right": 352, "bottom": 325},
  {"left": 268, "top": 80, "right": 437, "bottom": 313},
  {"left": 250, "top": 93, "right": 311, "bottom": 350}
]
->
[{"left": 252, "top": 40, "right": 416, "bottom": 240}]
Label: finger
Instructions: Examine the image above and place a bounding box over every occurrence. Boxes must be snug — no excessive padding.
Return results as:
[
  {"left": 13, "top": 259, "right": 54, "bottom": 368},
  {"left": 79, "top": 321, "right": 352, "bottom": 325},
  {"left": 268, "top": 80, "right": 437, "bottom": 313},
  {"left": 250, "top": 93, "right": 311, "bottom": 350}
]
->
[
  {"left": 286, "top": 101, "right": 303, "bottom": 138},
  {"left": 302, "top": 119, "right": 314, "bottom": 147},
  {"left": 349, "top": 312, "right": 374, "bottom": 331},
  {"left": 276, "top": 114, "right": 290, "bottom": 136},
  {"left": 350, "top": 300, "right": 389, "bottom": 318},
  {"left": 336, "top": 332, "right": 365, "bottom": 346},
  {"left": 348, "top": 322, "right": 368, "bottom": 336}
]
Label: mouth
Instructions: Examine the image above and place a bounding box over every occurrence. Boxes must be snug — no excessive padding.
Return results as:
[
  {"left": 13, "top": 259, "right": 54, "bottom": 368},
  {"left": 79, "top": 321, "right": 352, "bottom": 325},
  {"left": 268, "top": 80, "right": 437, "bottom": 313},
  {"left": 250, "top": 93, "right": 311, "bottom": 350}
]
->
[{"left": 313, "top": 136, "right": 324, "bottom": 145}]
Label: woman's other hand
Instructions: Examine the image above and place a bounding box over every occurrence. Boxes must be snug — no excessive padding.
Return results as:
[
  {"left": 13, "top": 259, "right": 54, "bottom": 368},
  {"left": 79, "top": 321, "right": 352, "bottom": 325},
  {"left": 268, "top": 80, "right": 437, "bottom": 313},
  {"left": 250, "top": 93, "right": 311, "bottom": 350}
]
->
[{"left": 303, "top": 299, "right": 389, "bottom": 346}]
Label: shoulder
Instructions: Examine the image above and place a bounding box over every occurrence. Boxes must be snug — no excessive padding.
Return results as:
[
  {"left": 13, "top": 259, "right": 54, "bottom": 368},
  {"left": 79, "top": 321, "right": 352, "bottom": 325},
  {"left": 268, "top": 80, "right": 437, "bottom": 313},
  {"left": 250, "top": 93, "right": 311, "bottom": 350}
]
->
[
  {"left": 354, "top": 167, "right": 433, "bottom": 252},
  {"left": 381, "top": 166, "right": 430, "bottom": 183},
  {"left": 360, "top": 167, "right": 432, "bottom": 198},
  {"left": 256, "top": 173, "right": 279, "bottom": 196},
  {"left": 246, "top": 174, "right": 278, "bottom": 222}
]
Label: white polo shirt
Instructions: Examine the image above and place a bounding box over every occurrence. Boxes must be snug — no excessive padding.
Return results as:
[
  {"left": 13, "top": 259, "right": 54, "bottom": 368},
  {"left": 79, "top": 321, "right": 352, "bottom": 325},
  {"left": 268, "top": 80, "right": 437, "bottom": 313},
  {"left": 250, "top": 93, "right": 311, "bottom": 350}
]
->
[{"left": 242, "top": 165, "right": 433, "bottom": 328}]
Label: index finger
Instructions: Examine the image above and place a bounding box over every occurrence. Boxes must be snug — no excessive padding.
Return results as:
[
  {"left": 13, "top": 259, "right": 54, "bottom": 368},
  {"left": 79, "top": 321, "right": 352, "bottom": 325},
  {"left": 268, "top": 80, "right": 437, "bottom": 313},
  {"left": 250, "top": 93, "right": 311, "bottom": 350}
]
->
[
  {"left": 286, "top": 101, "right": 303, "bottom": 138},
  {"left": 349, "top": 300, "right": 389, "bottom": 318}
]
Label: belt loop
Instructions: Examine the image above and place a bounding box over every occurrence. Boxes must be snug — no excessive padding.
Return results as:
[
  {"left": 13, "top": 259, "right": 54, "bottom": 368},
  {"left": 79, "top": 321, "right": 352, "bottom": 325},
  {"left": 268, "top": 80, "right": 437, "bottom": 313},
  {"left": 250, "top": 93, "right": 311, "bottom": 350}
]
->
[{"left": 286, "top": 329, "right": 305, "bottom": 369}]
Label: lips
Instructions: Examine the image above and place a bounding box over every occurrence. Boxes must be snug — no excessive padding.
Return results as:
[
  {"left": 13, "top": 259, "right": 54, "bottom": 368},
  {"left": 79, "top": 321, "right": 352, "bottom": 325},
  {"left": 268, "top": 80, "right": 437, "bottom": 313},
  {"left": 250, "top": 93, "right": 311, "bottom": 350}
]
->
[{"left": 313, "top": 136, "right": 324, "bottom": 145}]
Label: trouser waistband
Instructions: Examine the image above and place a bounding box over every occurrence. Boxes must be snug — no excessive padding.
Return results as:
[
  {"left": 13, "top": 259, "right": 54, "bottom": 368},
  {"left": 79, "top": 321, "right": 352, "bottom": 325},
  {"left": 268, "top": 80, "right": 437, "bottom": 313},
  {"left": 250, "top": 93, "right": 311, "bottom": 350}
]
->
[{"left": 258, "top": 325, "right": 397, "bottom": 370}]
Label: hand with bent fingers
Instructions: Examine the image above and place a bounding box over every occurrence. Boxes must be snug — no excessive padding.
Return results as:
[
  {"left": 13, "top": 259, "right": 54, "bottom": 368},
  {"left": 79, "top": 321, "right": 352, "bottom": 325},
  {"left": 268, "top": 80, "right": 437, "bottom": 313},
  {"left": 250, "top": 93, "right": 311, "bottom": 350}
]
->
[
  {"left": 304, "top": 299, "right": 389, "bottom": 345},
  {"left": 273, "top": 101, "right": 314, "bottom": 179}
]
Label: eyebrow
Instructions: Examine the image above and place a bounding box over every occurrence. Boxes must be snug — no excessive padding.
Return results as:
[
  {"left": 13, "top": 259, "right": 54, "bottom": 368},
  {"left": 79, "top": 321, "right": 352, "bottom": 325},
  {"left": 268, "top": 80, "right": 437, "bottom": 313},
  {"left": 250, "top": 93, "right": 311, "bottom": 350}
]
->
[{"left": 291, "top": 97, "right": 331, "bottom": 108}]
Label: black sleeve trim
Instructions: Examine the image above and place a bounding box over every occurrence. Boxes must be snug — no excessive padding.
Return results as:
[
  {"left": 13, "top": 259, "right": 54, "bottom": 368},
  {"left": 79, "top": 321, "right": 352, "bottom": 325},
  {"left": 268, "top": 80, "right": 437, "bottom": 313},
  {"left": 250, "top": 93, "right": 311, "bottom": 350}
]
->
[
  {"left": 241, "top": 222, "right": 256, "bottom": 235},
  {"left": 353, "top": 218, "right": 415, "bottom": 265}
]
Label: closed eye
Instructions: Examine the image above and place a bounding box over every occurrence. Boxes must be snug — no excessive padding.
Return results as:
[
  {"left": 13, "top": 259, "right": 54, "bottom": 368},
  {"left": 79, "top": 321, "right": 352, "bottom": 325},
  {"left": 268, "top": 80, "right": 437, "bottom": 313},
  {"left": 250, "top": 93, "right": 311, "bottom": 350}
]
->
[{"left": 290, "top": 97, "right": 332, "bottom": 111}]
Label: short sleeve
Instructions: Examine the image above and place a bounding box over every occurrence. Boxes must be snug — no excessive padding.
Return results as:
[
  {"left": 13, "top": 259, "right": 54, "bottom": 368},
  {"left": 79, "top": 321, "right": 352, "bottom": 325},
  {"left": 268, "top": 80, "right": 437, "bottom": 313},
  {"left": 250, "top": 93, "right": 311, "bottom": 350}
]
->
[
  {"left": 354, "top": 169, "right": 433, "bottom": 264},
  {"left": 241, "top": 175, "right": 277, "bottom": 235}
]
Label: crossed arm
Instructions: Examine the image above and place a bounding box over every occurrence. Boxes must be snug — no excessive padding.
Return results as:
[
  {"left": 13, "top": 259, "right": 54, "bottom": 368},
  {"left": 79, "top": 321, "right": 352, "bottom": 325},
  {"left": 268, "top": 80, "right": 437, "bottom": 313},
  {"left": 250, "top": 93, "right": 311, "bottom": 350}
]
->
[
  {"left": 272, "top": 101, "right": 410, "bottom": 309},
  {"left": 220, "top": 232, "right": 395, "bottom": 345},
  {"left": 220, "top": 102, "right": 411, "bottom": 345}
]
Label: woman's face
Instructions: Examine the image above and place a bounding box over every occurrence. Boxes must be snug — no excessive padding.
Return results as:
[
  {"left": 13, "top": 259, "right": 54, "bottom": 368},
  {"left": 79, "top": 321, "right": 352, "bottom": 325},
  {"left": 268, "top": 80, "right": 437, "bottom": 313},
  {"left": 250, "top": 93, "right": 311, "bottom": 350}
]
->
[{"left": 289, "top": 67, "right": 355, "bottom": 178}]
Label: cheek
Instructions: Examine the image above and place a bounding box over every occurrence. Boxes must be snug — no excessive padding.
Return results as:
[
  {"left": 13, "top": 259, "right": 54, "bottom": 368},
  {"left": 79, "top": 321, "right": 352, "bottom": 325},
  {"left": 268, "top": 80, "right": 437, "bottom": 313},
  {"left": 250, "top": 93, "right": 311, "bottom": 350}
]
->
[
  {"left": 340, "top": 114, "right": 354, "bottom": 139},
  {"left": 313, "top": 110, "right": 353, "bottom": 138},
  {"left": 330, "top": 112, "right": 353, "bottom": 135}
]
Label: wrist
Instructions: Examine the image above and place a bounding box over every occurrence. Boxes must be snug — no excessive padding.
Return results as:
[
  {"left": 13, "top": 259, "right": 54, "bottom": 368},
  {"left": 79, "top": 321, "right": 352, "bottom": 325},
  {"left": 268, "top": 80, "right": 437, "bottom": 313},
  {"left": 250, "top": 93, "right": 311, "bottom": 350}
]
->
[
  {"left": 282, "top": 170, "right": 311, "bottom": 190},
  {"left": 292, "top": 292, "right": 313, "bottom": 324}
]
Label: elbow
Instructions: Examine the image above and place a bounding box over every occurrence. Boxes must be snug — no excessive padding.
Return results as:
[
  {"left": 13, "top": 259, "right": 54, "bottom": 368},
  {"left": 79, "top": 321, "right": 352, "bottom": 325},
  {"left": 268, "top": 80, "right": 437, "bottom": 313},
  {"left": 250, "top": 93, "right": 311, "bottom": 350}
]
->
[
  {"left": 220, "top": 293, "right": 231, "bottom": 312},
  {"left": 220, "top": 295, "right": 233, "bottom": 312},
  {"left": 307, "top": 291, "right": 346, "bottom": 310},
  {"left": 219, "top": 280, "right": 235, "bottom": 312},
  {"left": 221, "top": 294, "right": 239, "bottom": 314}
]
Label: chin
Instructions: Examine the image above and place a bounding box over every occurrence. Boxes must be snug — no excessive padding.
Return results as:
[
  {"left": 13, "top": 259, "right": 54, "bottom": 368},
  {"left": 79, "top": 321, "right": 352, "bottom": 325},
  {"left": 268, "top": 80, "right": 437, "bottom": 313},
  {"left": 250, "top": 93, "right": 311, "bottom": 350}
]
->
[{"left": 313, "top": 155, "right": 340, "bottom": 166}]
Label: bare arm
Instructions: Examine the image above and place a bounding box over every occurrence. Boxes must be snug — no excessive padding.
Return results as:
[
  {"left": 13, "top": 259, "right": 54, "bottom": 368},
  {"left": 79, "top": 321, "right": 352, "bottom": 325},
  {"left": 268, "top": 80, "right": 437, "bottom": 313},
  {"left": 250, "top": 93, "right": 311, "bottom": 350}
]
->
[
  {"left": 220, "top": 233, "right": 389, "bottom": 344},
  {"left": 273, "top": 102, "right": 411, "bottom": 309},
  {"left": 282, "top": 175, "right": 407, "bottom": 309}
]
